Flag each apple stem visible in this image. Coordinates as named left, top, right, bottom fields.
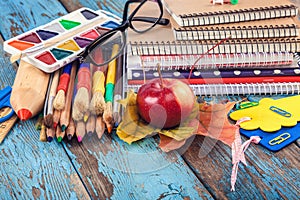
left=157, top=63, right=164, bottom=88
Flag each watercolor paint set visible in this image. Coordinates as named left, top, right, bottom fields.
left=4, top=7, right=121, bottom=73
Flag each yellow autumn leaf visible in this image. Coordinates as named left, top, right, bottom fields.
left=116, top=90, right=159, bottom=144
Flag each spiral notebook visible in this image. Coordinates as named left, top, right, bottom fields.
left=127, top=52, right=298, bottom=70
left=162, top=0, right=298, bottom=27
left=128, top=24, right=300, bottom=56
left=124, top=82, right=300, bottom=96
left=171, top=17, right=300, bottom=40
left=127, top=12, right=300, bottom=56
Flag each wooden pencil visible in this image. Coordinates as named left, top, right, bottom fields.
left=52, top=109, right=61, bottom=129
left=39, top=121, right=47, bottom=142
left=46, top=127, right=55, bottom=142
left=75, top=120, right=86, bottom=142
left=103, top=44, right=119, bottom=133
left=56, top=124, right=65, bottom=142
left=35, top=113, right=44, bottom=130
left=10, top=59, right=50, bottom=121
left=66, top=118, right=75, bottom=140
left=60, top=61, right=77, bottom=132
left=44, top=69, right=60, bottom=127
left=95, top=115, right=106, bottom=139
left=53, top=63, right=72, bottom=110
left=86, top=114, right=96, bottom=136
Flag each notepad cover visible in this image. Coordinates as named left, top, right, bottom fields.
left=240, top=125, right=300, bottom=151
left=229, top=95, right=300, bottom=132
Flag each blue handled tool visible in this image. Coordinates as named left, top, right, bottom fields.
left=0, top=86, right=15, bottom=123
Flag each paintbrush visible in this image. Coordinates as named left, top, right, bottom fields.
left=90, top=48, right=107, bottom=116
left=53, top=63, right=72, bottom=110
left=44, top=70, right=60, bottom=127
left=72, top=62, right=91, bottom=121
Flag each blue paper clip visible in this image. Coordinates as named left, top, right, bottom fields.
left=0, top=86, right=15, bottom=123
left=268, top=132, right=291, bottom=146
left=269, top=106, right=291, bottom=118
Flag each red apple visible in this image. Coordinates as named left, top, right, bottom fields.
left=136, top=78, right=195, bottom=129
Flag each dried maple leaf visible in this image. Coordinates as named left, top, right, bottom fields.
left=158, top=134, right=187, bottom=152
left=197, top=101, right=238, bottom=146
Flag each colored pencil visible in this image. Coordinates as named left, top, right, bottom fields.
left=103, top=44, right=119, bottom=133
left=46, top=127, right=55, bottom=142
left=52, top=109, right=61, bottom=129
left=66, top=118, right=75, bottom=140
left=95, top=115, right=106, bottom=139
left=44, top=69, right=60, bottom=127
left=60, top=61, right=77, bottom=132
left=53, top=63, right=72, bottom=110
left=39, top=121, right=47, bottom=142
left=86, top=114, right=96, bottom=136
left=72, top=62, right=91, bottom=121
left=112, top=56, right=123, bottom=127
left=10, top=59, right=50, bottom=121
left=56, top=124, right=65, bottom=142
left=90, top=48, right=107, bottom=116
left=35, top=113, right=44, bottom=130
left=76, top=120, right=86, bottom=142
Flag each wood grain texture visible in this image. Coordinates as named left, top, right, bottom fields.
left=59, top=0, right=126, bottom=17
left=64, top=133, right=212, bottom=199
left=1, top=0, right=300, bottom=199
left=0, top=1, right=89, bottom=199
left=59, top=1, right=212, bottom=199
left=182, top=136, right=300, bottom=199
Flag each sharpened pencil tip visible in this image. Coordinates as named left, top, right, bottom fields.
left=47, top=136, right=53, bottom=142
left=61, top=125, right=67, bottom=132
left=77, top=136, right=82, bottom=142
left=83, top=115, right=89, bottom=123
left=17, top=109, right=32, bottom=121
left=87, top=131, right=93, bottom=137
left=67, top=134, right=73, bottom=140
left=57, top=136, right=62, bottom=142
left=107, top=126, right=112, bottom=134
left=114, top=121, right=119, bottom=127
left=53, top=122, right=58, bottom=129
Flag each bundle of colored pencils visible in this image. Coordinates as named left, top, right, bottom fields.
left=37, top=45, right=123, bottom=143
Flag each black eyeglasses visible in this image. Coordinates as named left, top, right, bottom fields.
left=78, top=0, right=169, bottom=66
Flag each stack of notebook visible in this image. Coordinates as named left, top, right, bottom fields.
left=125, top=0, right=300, bottom=96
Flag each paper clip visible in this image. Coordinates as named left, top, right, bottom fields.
left=268, top=132, right=291, bottom=146
left=236, top=101, right=259, bottom=110
left=269, top=106, right=291, bottom=118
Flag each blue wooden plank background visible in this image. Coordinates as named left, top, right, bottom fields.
left=0, top=0, right=299, bottom=199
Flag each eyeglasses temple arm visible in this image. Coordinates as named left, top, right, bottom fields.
left=131, top=17, right=169, bottom=25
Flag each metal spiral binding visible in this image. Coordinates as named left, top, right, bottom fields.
left=174, top=24, right=298, bottom=40
left=129, top=38, right=300, bottom=55
left=180, top=5, right=298, bottom=27
left=125, top=82, right=300, bottom=96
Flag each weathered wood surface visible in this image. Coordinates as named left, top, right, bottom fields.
left=0, top=0, right=211, bottom=199
left=0, top=0, right=90, bottom=199
left=0, top=0, right=299, bottom=199
left=183, top=136, right=300, bottom=199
